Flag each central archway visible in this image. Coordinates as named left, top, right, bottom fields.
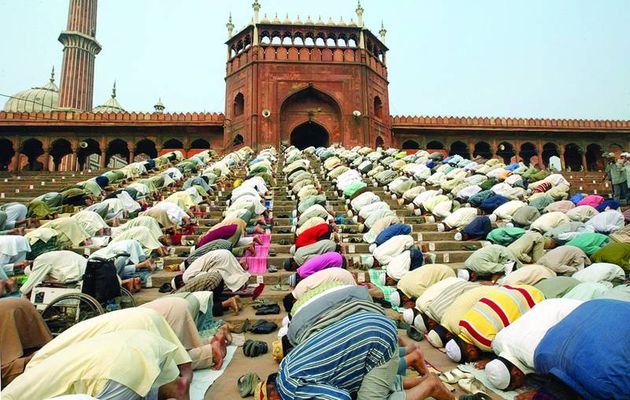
left=290, top=121, right=329, bottom=149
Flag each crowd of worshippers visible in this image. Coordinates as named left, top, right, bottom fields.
left=263, top=145, right=629, bottom=400
left=1, top=146, right=280, bottom=399
left=604, top=151, right=630, bottom=205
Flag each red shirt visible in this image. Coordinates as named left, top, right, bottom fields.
left=294, top=223, right=332, bottom=249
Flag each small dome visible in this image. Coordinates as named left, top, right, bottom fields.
left=294, top=15, right=303, bottom=25
left=261, top=13, right=270, bottom=24
left=326, top=17, right=336, bottom=26
left=348, top=18, right=358, bottom=27
left=283, top=13, right=291, bottom=24
left=93, top=82, right=125, bottom=113
left=338, top=17, right=347, bottom=27
left=304, top=15, right=314, bottom=25
left=272, top=13, right=281, bottom=24
left=3, top=68, right=58, bottom=113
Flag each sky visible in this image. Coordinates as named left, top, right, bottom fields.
left=1, top=0, right=629, bottom=119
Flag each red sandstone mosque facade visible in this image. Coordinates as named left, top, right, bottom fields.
left=1, top=0, right=629, bottom=172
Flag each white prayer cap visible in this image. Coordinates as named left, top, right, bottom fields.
left=457, top=269, right=471, bottom=281
left=454, top=232, right=463, bottom=241
left=445, top=339, right=462, bottom=362
left=414, top=314, right=427, bottom=333
left=282, top=315, right=290, bottom=327
left=407, top=204, right=415, bottom=211
left=369, top=243, right=377, bottom=253
left=505, top=222, right=514, bottom=228
left=488, top=214, right=497, bottom=223
left=292, top=210, right=297, bottom=218
left=486, top=359, right=511, bottom=390
left=179, top=262, right=186, bottom=272
left=362, top=255, right=374, bottom=268
left=403, top=308, right=414, bottom=325
left=347, top=210, right=353, bottom=217
left=353, top=215, right=359, bottom=223
left=291, top=225, right=296, bottom=233
left=278, top=326, right=289, bottom=338
left=427, top=330, right=444, bottom=348
left=346, top=199, right=351, bottom=205
left=414, top=208, right=423, bottom=216
left=391, top=194, right=397, bottom=200
left=390, top=290, right=401, bottom=307
left=379, top=272, right=387, bottom=285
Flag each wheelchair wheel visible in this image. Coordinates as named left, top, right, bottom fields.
left=118, top=287, right=136, bottom=309
left=41, top=293, right=104, bottom=336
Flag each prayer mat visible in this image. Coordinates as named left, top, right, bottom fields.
left=241, top=234, right=271, bottom=274
left=190, top=345, right=237, bottom=399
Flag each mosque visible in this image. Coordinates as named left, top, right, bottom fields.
left=1, top=0, right=629, bottom=172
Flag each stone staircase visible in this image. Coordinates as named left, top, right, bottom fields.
left=0, top=170, right=102, bottom=204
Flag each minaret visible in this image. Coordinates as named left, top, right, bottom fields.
left=57, top=0, right=102, bottom=111
left=379, top=21, right=387, bottom=43
left=356, top=0, right=364, bottom=27
left=252, top=0, right=261, bottom=24
left=226, top=13, right=235, bottom=38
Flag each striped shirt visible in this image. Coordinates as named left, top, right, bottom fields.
left=458, top=285, right=544, bottom=352
left=425, top=280, right=480, bottom=322
left=276, top=312, right=398, bottom=400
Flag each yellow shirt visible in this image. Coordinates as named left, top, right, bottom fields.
left=27, top=308, right=191, bottom=370
left=457, top=285, right=545, bottom=351
left=441, top=286, right=495, bottom=335
left=3, top=330, right=182, bottom=399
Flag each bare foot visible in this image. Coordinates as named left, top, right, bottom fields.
left=245, top=243, right=256, bottom=256
left=406, top=348, right=430, bottom=376
left=240, top=259, right=249, bottom=271
left=211, top=339, right=227, bottom=370
left=253, top=226, right=265, bottom=234
left=223, top=297, right=240, bottom=315
left=5, top=278, right=17, bottom=293
left=253, top=235, right=263, bottom=245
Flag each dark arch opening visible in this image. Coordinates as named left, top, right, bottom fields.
left=564, top=143, right=583, bottom=172
left=473, top=142, right=492, bottom=159
left=233, top=134, right=244, bottom=146
left=106, top=139, right=129, bottom=167
left=519, top=142, right=538, bottom=166
left=77, top=139, right=101, bottom=170
left=497, top=142, right=515, bottom=164
left=49, top=139, right=73, bottom=171
left=402, top=140, right=420, bottom=150
left=20, top=138, right=44, bottom=171
left=135, top=139, right=158, bottom=160
left=542, top=143, right=559, bottom=168
left=585, top=143, right=603, bottom=172
left=374, top=96, right=383, bottom=119
left=375, top=136, right=385, bottom=149
left=163, top=139, right=184, bottom=149
left=426, top=141, right=444, bottom=150
left=290, top=121, right=329, bottom=150
left=190, top=138, right=210, bottom=149
left=233, top=93, right=244, bottom=117
left=449, top=141, right=470, bottom=158
left=0, top=139, right=16, bottom=171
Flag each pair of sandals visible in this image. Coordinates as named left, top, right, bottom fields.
left=237, top=372, right=260, bottom=397
left=440, top=367, right=491, bottom=400
left=242, top=339, right=268, bottom=357
left=255, top=304, right=280, bottom=315
left=396, top=320, right=424, bottom=342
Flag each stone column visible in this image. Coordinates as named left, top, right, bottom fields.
left=537, top=142, right=544, bottom=168
left=128, top=149, right=135, bottom=164
left=42, top=151, right=51, bottom=172
left=581, top=152, right=588, bottom=172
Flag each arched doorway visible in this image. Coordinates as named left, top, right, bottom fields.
left=542, top=143, right=559, bottom=168
left=585, top=143, right=603, bottom=171
left=564, top=143, right=583, bottom=172
left=0, top=139, right=16, bottom=171
left=50, top=139, right=73, bottom=171
left=402, top=140, right=419, bottom=150
left=77, top=139, right=101, bottom=170
left=20, top=138, right=44, bottom=171
left=135, top=139, right=158, bottom=160
left=375, top=136, right=385, bottom=149
left=449, top=141, right=470, bottom=158
left=473, top=142, right=492, bottom=159
left=426, top=141, right=444, bottom=150
left=280, top=86, right=341, bottom=147
left=497, top=142, right=515, bottom=164
left=519, top=142, right=538, bottom=166
left=290, top=121, right=329, bottom=150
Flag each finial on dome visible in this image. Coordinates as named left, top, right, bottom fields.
left=111, top=81, right=117, bottom=99
left=50, top=66, right=55, bottom=83
left=154, top=98, right=165, bottom=113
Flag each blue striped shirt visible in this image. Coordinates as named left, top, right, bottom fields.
left=276, top=311, right=398, bottom=400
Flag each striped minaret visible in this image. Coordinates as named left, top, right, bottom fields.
left=57, top=0, right=102, bottom=111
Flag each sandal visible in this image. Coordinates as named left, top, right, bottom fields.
left=255, top=304, right=280, bottom=315
left=458, top=393, right=492, bottom=400
left=439, top=368, right=474, bottom=384
left=158, top=283, right=172, bottom=293
left=243, top=340, right=269, bottom=357
left=458, top=378, right=489, bottom=395
left=237, top=372, right=260, bottom=397
left=268, top=265, right=279, bottom=272
left=252, top=299, right=274, bottom=309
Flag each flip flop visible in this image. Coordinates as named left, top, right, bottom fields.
left=406, top=326, right=424, bottom=342
left=268, top=265, right=279, bottom=272
left=237, top=372, right=260, bottom=397
left=255, top=304, right=280, bottom=315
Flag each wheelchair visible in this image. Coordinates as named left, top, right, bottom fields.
left=30, top=255, right=136, bottom=336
